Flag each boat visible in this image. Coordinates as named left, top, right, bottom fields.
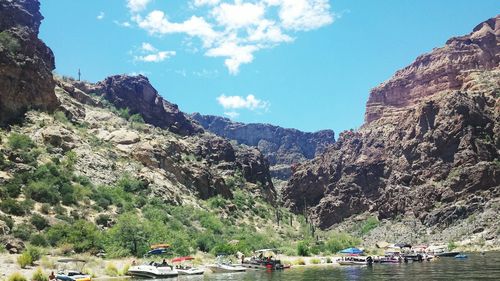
left=375, top=255, right=402, bottom=264
left=435, top=251, right=460, bottom=257
left=240, top=249, right=286, bottom=270
left=338, top=256, right=373, bottom=266
left=127, top=263, right=179, bottom=278
left=127, top=245, right=179, bottom=278
left=454, top=254, right=468, bottom=259
left=171, top=256, right=205, bottom=275
left=55, top=259, right=91, bottom=281
left=207, top=256, right=246, bottom=273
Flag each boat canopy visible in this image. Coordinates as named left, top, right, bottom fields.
left=171, top=256, right=194, bottom=263
left=339, top=248, right=364, bottom=255
left=146, top=248, right=169, bottom=256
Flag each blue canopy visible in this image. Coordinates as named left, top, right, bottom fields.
left=147, top=248, right=168, bottom=256
left=339, top=247, right=363, bottom=254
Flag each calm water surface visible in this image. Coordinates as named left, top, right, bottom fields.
left=132, top=253, right=500, bottom=281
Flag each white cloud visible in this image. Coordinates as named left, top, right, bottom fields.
left=193, top=0, right=220, bottom=7
left=141, top=42, right=157, bottom=52
left=114, top=20, right=132, bottom=27
left=212, top=2, right=265, bottom=29
left=133, top=42, right=175, bottom=63
left=127, top=0, right=152, bottom=13
left=97, top=12, right=105, bottom=20
left=217, top=94, right=270, bottom=111
left=224, top=111, right=240, bottom=119
left=128, top=0, right=334, bottom=74
left=278, top=0, right=334, bottom=31
left=206, top=42, right=259, bottom=75
left=135, top=51, right=176, bottom=62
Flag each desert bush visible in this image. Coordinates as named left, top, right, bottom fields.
left=0, top=31, right=21, bottom=53
left=0, top=214, right=14, bottom=229
left=295, top=258, right=306, bottom=265
left=0, top=199, right=29, bottom=216
left=297, top=240, right=310, bottom=256
left=17, top=252, right=32, bottom=268
left=12, top=223, right=35, bottom=240
left=105, top=263, right=119, bottom=277
left=40, top=204, right=51, bottom=214
left=30, top=234, right=48, bottom=247
left=310, top=258, right=321, bottom=264
left=7, top=272, right=26, bottom=281
left=359, top=216, right=379, bottom=235
left=31, top=214, right=49, bottom=231
left=7, top=133, right=34, bottom=150
left=31, top=268, right=48, bottom=281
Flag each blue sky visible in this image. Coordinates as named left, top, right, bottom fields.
left=39, top=0, right=499, bottom=134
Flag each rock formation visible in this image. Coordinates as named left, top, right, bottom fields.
left=366, top=16, right=500, bottom=123
left=0, top=0, right=59, bottom=126
left=96, top=75, right=202, bottom=136
left=284, top=15, right=500, bottom=230
left=192, top=114, right=335, bottom=179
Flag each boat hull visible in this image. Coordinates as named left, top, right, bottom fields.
left=127, top=265, right=178, bottom=279
left=435, top=251, right=460, bottom=257
left=207, top=265, right=246, bottom=273
left=176, top=268, right=205, bottom=275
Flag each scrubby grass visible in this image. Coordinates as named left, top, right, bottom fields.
left=7, top=273, right=26, bottom=281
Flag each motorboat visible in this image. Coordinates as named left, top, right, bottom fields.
left=240, top=249, right=286, bottom=270
left=55, top=259, right=91, bottom=281
left=171, top=256, right=205, bottom=275
left=127, top=244, right=179, bottom=278
left=375, top=255, right=402, bottom=264
left=454, top=254, right=468, bottom=259
left=207, top=256, right=246, bottom=273
left=56, top=270, right=91, bottom=281
left=127, top=263, right=178, bottom=278
left=435, top=251, right=461, bottom=257
left=338, top=256, right=373, bottom=266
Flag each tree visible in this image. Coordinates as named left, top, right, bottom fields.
left=106, top=213, right=147, bottom=256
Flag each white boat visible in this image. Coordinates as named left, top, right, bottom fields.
left=127, top=264, right=179, bottom=278
left=55, top=259, right=91, bottom=281
left=56, top=270, right=91, bottom=281
left=338, top=256, right=373, bottom=266
left=176, top=267, right=205, bottom=275
left=207, top=263, right=247, bottom=273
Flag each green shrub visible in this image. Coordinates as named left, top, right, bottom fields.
left=310, top=258, right=321, bottom=264
left=297, top=241, right=310, bottom=256
left=0, top=214, right=14, bottom=229
left=40, top=204, right=51, bottom=215
left=105, top=263, right=119, bottom=277
left=359, top=216, right=379, bottom=235
left=95, top=214, right=111, bottom=227
left=53, top=111, right=70, bottom=124
left=116, top=108, right=130, bottom=119
left=12, top=223, right=35, bottom=240
left=448, top=241, right=457, bottom=251
left=7, top=133, right=34, bottom=150
left=325, top=232, right=361, bottom=254
left=25, top=181, right=61, bottom=204
left=0, top=31, right=21, bottom=53
left=30, top=234, right=48, bottom=247
left=31, top=268, right=48, bottom=281
left=7, top=272, right=27, bottom=281
left=17, top=252, right=32, bottom=268
left=26, top=246, right=42, bottom=262
left=0, top=199, right=28, bottom=215
left=31, top=214, right=49, bottom=231
left=129, top=114, right=144, bottom=124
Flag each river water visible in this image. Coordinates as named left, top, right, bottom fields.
left=132, top=253, right=500, bottom=281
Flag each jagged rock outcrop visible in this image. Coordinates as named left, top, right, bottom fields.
left=366, top=15, right=500, bottom=123
left=192, top=113, right=335, bottom=179
left=284, top=15, right=500, bottom=230
left=0, top=0, right=59, bottom=126
left=96, top=75, right=202, bottom=136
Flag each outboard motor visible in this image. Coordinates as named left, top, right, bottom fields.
left=417, top=254, right=423, bottom=262
left=366, top=256, right=373, bottom=265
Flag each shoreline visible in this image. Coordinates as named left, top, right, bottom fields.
left=2, top=249, right=500, bottom=280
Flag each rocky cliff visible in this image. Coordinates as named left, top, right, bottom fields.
left=0, top=0, right=59, bottom=126
left=192, top=114, right=335, bottom=179
left=283, top=15, right=500, bottom=244
left=96, top=75, right=202, bottom=136
left=366, top=16, right=500, bottom=123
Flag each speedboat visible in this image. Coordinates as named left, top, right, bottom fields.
left=171, top=256, right=205, bottom=275
left=127, top=263, right=179, bottom=278
left=207, top=256, right=246, bottom=273
left=375, top=255, right=402, bottom=264
left=338, top=256, right=373, bottom=266
left=55, top=259, right=91, bottom=281
left=207, top=263, right=247, bottom=273
left=56, top=270, right=91, bottom=281
left=240, top=249, right=286, bottom=270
